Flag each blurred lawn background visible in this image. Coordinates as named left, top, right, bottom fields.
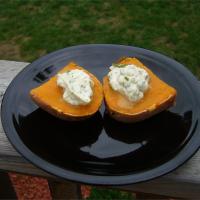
left=0, top=0, right=200, bottom=199
left=0, top=0, right=200, bottom=76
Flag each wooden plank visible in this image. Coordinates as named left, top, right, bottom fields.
left=116, top=178, right=200, bottom=199
left=1, top=60, right=200, bottom=198
left=0, top=60, right=28, bottom=157
left=48, top=180, right=81, bottom=200
left=0, top=172, right=17, bottom=199
left=0, top=155, right=53, bottom=178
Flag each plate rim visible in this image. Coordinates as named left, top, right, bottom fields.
left=1, top=44, right=200, bottom=185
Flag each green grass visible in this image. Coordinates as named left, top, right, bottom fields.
left=87, top=187, right=135, bottom=200
left=0, top=0, right=200, bottom=76
left=0, top=0, right=199, bottom=199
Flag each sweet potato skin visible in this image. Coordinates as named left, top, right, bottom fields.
left=30, top=93, right=94, bottom=121
left=104, top=89, right=176, bottom=123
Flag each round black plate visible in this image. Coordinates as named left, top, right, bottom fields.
left=1, top=44, right=200, bottom=185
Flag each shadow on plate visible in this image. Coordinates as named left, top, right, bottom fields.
left=104, top=110, right=192, bottom=145
left=14, top=109, right=103, bottom=168
left=13, top=108, right=193, bottom=174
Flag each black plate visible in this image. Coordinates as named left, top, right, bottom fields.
left=1, top=44, right=200, bottom=185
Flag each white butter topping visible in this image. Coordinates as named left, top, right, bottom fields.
left=108, top=64, right=150, bottom=102
left=57, top=69, right=93, bottom=105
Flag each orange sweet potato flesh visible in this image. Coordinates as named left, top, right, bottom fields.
left=30, top=62, right=103, bottom=120
left=103, top=57, right=177, bottom=123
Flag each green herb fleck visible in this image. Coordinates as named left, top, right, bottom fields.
left=112, top=63, right=128, bottom=68
left=125, top=76, right=129, bottom=81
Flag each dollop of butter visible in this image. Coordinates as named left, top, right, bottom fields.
left=108, top=64, right=150, bottom=102
left=57, top=69, right=93, bottom=105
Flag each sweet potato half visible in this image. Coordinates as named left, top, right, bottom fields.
left=103, top=57, right=177, bottom=123
left=30, top=62, right=103, bottom=120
